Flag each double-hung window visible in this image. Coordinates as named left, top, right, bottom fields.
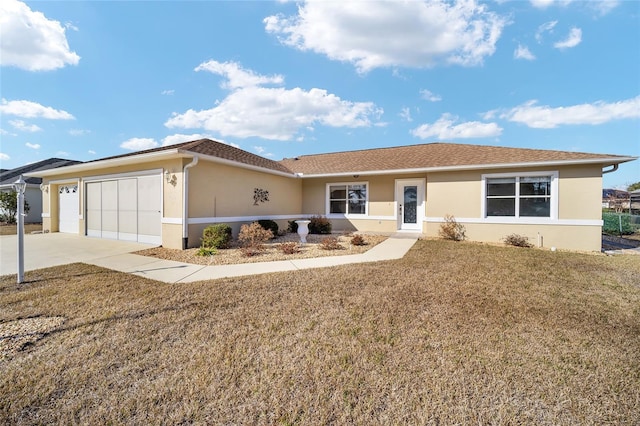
left=484, top=173, right=556, bottom=219
left=328, top=183, right=367, bottom=215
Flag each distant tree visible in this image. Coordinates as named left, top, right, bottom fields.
left=627, top=181, right=640, bottom=192
left=0, top=190, right=30, bottom=224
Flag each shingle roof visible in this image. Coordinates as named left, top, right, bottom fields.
left=0, top=158, right=82, bottom=185
left=86, top=139, right=293, bottom=175
left=278, top=142, right=634, bottom=175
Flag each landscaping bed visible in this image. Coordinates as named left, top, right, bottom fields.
left=135, top=232, right=387, bottom=265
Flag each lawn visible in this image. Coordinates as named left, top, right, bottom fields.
left=0, top=223, right=42, bottom=236
left=1, top=240, right=639, bottom=425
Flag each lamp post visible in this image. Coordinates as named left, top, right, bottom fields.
left=14, top=175, right=26, bottom=284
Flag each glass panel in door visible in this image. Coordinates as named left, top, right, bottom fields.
left=404, top=186, right=417, bottom=224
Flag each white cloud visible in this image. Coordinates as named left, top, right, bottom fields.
left=0, top=0, right=80, bottom=71
left=55, top=151, right=69, bottom=157
left=0, top=152, right=10, bottom=161
left=120, top=137, right=158, bottom=151
left=420, top=89, right=442, bottom=102
left=25, top=142, right=40, bottom=149
left=161, top=89, right=175, bottom=95
left=0, top=99, right=74, bottom=119
left=162, top=133, right=213, bottom=146
left=69, top=129, right=90, bottom=136
left=399, top=107, right=412, bottom=122
left=589, top=0, right=619, bottom=16
left=195, top=60, right=284, bottom=89
left=9, top=119, right=41, bottom=132
left=88, top=150, right=96, bottom=155
left=166, top=61, right=382, bottom=141
left=500, top=96, right=640, bottom=128
left=411, top=114, right=503, bottom=140
left=530, top=0, right=574, bottom=8
left=264, top=0, right=507, bottom=73
left=254, top=146, right=266, bottom=154
left=514, top=44, right=536, bottom=60
left=535, top=20, right=558, bottom=43
left=554, top=27, right=582, bottom=49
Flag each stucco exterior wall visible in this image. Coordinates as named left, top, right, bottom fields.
left=185, top=161, right=302, bottom=247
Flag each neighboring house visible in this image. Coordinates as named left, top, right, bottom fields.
left=0, top=158, right=82, bottom=223
left=631, top=190, right=640, bottom=215
left=26, top=139, right=636, bottom=251
left=602, top=189, right=630, bottom=211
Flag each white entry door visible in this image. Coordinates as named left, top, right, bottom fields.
left=85, top=175, right=161, bottom=244
left=396, top=179, right=425, bottom=231
left=58, top=184, right=79, bottom=233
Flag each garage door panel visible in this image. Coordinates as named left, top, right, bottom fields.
left=137, top=176, right=161, bottom=243
left=101, top=181, right=118, bottom=239
left=118, top=179, right=137, bottom=240
left=85, top=175, right=161, bottom=245
left=86, top=182, right=101, bottom=237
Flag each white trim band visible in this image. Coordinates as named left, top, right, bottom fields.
left=424, top=217, right=603, bottom=226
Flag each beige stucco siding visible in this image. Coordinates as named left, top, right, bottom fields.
left=426, top=171, right=482, bottom=218
left=185, top=161, right=301, bottom=247
left=188, top=161, right=301, bottom=218
left=557, top=165, right=602, bottom=220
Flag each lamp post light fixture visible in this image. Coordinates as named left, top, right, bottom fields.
left=14, top=175, right=27, bottom=284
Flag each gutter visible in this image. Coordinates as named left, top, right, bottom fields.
left=602, top=164, right=619, bottom=174
left=182, top=156, right=199, bottom=249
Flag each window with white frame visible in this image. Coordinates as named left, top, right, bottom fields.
left=328, top=183, right=367, bottom=215
left=485, top=174, right=555, bottom=218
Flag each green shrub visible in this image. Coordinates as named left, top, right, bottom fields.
left=201, top=224, right=232, bottom=249
left=309, top=215, right=332, bottom=234
left=238, top=222, right=273, bottom=256
left=438, top=214, right=466, bottom=241
left=196, top=246, right=217, bottom=256
left=287, top=220, right=299, bottom=233
left=350, top=234, right=366, bottom=246
left=257, top=219, right=278, bottom=238
left=320, top=236, right=342, bottom=250
left=502, top=233, right=533, bottom=248
left=603, top=213, right=634, bottom=235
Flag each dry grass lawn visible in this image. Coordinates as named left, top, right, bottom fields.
left=0, top=223, right=42, bottom=236
left=1, top=240, right=639, bottom=425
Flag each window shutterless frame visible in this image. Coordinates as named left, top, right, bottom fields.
left=481, top=171, right=558, bottom=221
left=326, top=182, right=368, bottom=216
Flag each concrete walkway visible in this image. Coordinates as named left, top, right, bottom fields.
left=87, top=234, right=419, bottom=283
left=1, top=232, right=419, bottom=284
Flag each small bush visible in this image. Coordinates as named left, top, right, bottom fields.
left=278, top=242, right=300, bottom=254
left=196, top=246, right=217, bottom=256
left=309, top=215, right=332, bottom=234
left=238, top=222, right=273, bottom=256
left=350, top=234, right=366, bottom=246
left=320, top=236, right=342, bottom=250
left=287, top=220, right=299, bottom=233
left=201, top=224, right=232, bottom=249
left=257, top=220, right=279, bottom=238
left=438, top=214, right=466, bottom=241
left=503, top=234, right=533, bottom=248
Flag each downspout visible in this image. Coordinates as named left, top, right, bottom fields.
left=602, top=164, right=618, bottom=174
left=182, top=156, right=199, bottom=249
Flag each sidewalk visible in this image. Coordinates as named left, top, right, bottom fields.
left=87, top=234, right=419, bottom=284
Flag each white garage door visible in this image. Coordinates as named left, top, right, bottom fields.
left=58, top=184, right=79, bottom=233
left=86, top=175, right=161, bottom=244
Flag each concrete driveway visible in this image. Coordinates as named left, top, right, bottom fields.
left=0, top=233, right=156, bottom=276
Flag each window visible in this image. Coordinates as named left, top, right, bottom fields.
left=328, top=183, right=367, bottom=215
left=485, top=174, right=554, bottom=218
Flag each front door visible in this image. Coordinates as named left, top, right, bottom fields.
left=396, top=179, right=425, bottom=231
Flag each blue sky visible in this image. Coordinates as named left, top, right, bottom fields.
left=1, top=0, right=638, bottom=189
